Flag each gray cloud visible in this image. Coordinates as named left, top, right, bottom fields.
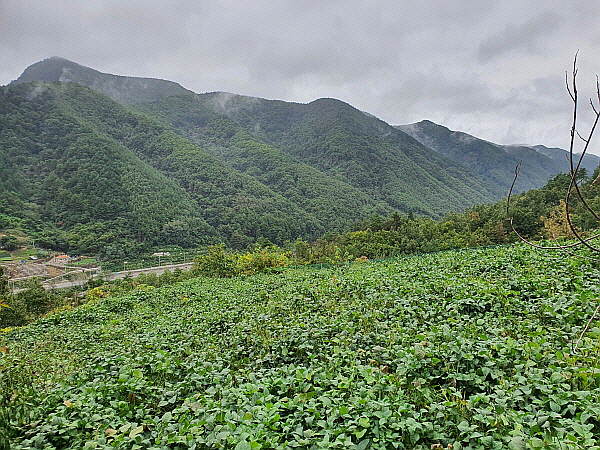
left=478, top=11, right=562, bottom=62
left=2, top=0, right=600, bottom=153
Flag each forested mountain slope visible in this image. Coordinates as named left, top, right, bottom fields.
left=531, top=144, right=600, bottom=171
left=4, top=57, right=591, bottom=258
left=9, top=57, right=505, bottom=221
left=11, top=56, right=192, bottom=105
left=191, top=93, right=503, bottom=217
left=0, top=82, right=324, bottom=255
left=398, top=120, right=600, bottom=193
left=135, top=95, right=394, bottom=232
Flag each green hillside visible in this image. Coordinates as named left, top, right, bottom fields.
left=0, top=82, right=324, bottom=254
left=11, top=58, right=510, bottom=218
left=2, top=244, right=600, bottom=448
left=199, top=93, right=502, bottom=217
left=135, top=95, right=394, bottom=232
left=4, top=57, right=592, bottom=259
left=398, top=120, right=600, bottom=193
left=0, top=82, right=213, bottom=256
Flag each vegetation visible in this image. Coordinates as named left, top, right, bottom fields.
left=193, top=243, right=290, bottom=278
left=136, top=95, right=392, bottom=233
left=266, top=169, right=598, bottom=262
left=2, top=244, right=600, bottom=448
left=6, top=54, right=600, bottom=450
left=397, top=120, right=600, bottom=194
left=0, top=82, right=323, bottom=257
left=0, top=275, right=71, bottom=328
left=192, top=94, right=502, bottom=217
left=0, top=82, right=213, bottom=257
left=3, top=66, right=595, bottom=261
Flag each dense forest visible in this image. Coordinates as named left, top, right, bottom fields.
left=2, top=57, right=599, bottom=264
left=189, top=93, right=503, bottom=215
left=0, top=80, right=501, bottom=260
left=398, top=120, right=600, bottom=193
left=0, top=82, right=323, bottom=257
left=187, top=167, right=600, bottom=269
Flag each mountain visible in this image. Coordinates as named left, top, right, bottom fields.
left=135, top=95, right=394, bottom=231
left=217, top=94, right=501, bottom=213
left=0, top=81, right=324, bottom=255
left=137, top=93, right=502, bottom=218
left=11, top=57, right=506, bottom=219
left=530, top=144, right=600, bottom=173
left=11, top=56, right=192, bottom=105
left=398, top=120, right=600, bottom=193
left=3, top=57, right=587, bottom=258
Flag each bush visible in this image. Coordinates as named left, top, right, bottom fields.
left=193, top=244, right=291, bottom=277
left=237, top=246, right=290, bottom=275
left=193, top=244, right=239, bottom=278
left=0, top=235, right=18, bottom=252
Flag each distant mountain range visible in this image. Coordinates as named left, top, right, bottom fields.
left=397, top=120, right=599, bottom=193
left=1, top=57, right=596, bottom=255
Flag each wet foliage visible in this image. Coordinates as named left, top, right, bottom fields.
left=2, top=244, right=600, bottom=449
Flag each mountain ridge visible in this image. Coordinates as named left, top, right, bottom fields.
left=397, top=120, right=600, bottom=193
left=2, top=57, right=593, bottom=258
left=11, top=56, right=193, bottom=105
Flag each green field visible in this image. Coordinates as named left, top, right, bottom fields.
left=2, top=244, right=600, bottom=449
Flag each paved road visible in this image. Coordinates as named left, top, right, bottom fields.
left=104, top=263, right=195, bottom=280
left=39, top=263, right=195, bottom=291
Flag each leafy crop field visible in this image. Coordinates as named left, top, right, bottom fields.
left=2, top=245, right=600, bottom=449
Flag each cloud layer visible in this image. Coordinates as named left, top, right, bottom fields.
left=2, top=0, right=600, bottom=152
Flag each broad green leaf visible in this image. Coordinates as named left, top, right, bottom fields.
left=358, top=417, right=370, bottom=428
left=129, top=425, right=144, bottom=439
left=235, top=440, right=252, bottom=450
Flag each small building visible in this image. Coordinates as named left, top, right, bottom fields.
left=52, top=254, right=71, bottom=265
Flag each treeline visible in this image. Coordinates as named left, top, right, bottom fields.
left=1, top=168, right=596, bottom=328
left=294, top=169, right=599, bottom=262
left=194, top=168, right=599, bottom=270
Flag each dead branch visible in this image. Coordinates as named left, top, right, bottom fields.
left=507, top=55, right=600, bottom=259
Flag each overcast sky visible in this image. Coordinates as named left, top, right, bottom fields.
left=2, top=0, right=600, bottom=153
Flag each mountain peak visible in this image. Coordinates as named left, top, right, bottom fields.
left=11, top=56, right=88, bottom=84
left=12, top=57, right=193, bottom=105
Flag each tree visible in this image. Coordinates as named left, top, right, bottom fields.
left=193, top=244, right=238, bottom=278
left=507, top=54, right=600, bottom=258
left=0, top=266, right=9, bottom=308
left=0, top=235, right=18, bottom=251
left=541, top=199, right=581, bottom=239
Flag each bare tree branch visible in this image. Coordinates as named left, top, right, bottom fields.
left=507, top=54, right=600, bottom=257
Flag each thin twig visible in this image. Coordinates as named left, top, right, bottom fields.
left=573, top=303, right=600, bottom=353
